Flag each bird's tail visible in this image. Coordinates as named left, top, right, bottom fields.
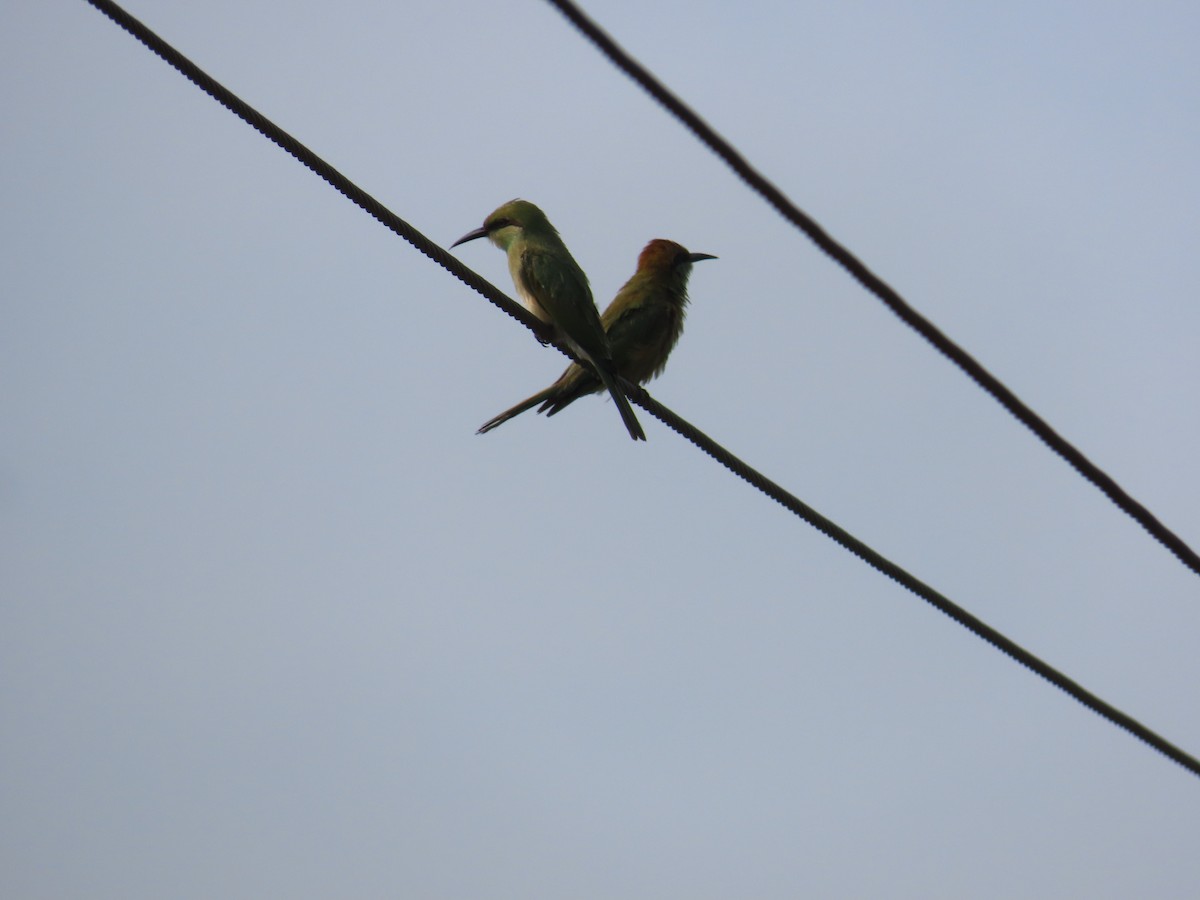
left=477, top=386, right=559, bottom=435
left=593, top=359, right=646, bottom=441
left=539, top=375, right=598, bottom=418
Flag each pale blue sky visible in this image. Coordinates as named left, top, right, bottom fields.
left=4, top=1, right=1199, bottom=897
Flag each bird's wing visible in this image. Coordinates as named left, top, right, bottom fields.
left=604, top=301, right=667, bottom=349
left=518, top=248, right=645, bottom=439
left=518, top=248, right=608, bottom=358
left=604, top=301, right=680, bottom=382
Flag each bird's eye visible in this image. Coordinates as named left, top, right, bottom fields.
left=491, top=217, right=516, bottom=230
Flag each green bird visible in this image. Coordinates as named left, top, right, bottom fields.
left=476, top=239, right=715, bottom=435
left=452, top=199, right=646, bottom=441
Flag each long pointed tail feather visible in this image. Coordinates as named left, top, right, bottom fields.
left=594, top=361, right=646, bottom=441
left=477, top=387, right=557, bottom=435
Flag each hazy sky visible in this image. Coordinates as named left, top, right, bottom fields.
left=4, top=1, right=1199, bottom=897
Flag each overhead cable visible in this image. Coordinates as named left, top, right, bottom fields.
left=82, top=0, right=1200, bottom=779
left=540, top=0, right=1200, bottom=580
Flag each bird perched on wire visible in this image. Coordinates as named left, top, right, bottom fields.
left=477, top=239, right=715, bottom=435
left=452, top=199, right=646, bottom=441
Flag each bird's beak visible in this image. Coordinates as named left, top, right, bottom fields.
left=687, top=252, right=717, bottom=264
left=450, top=225, right=490, bottom=249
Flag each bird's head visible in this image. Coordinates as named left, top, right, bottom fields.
left=637, top=239, right=717, bottom=275
left=451, top=199, right=558, bottom=252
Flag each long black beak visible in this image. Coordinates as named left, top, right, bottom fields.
left=687, top=252, right=717, bottom=264
left=450, top=225, right=490, bottom=249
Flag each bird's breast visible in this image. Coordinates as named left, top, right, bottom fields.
left=516, top=285, right=552, bottom=324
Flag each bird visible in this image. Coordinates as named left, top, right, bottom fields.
left=477, top=239, right=715, bottom=435
left=452, top=199, right=646, bottom=441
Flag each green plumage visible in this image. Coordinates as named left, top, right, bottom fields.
left=454, top=199, right=646, bottom=441
left=477, top=238, right=714, bottom=435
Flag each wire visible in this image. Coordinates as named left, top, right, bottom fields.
left=82, top=0, right=1200, bottom=779
left=635, top=388, right=1200, bottom=776
left=539, top=0, right=1200, bottom=582
left=82, top=0, right=553, bottom=344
